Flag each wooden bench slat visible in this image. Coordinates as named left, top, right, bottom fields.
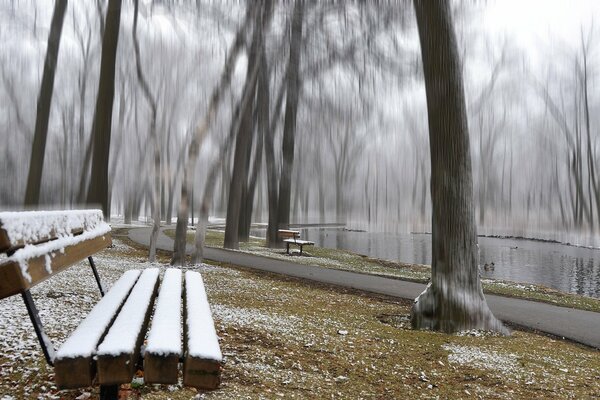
left=54, top=270, right=142, bottom=389
left=0, top=210, right=104, bottom=253
left=144, top=269, right=182, bottom=384
left=96, top=268, right=160, bottom=385
left=0, top=234, right=112, bottom=300
left=183, top=271, right=222, bottom=390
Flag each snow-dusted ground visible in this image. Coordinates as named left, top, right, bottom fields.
left=0, top=238, right=598, bottom=399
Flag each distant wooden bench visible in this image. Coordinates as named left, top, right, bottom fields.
left=278, top=229, right=314, bottom=255
left=0, top=210, right=222, bottom=399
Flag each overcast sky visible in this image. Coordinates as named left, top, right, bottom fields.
left=483, top=0, right=599, bottom=54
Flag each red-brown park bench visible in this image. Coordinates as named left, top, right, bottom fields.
left=278, top=229, right=314, bottom=255
left=0, top=210, right=222, bottom=399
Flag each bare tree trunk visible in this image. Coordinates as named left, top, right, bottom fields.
left=24, top=0, right=68, bottom=206
left=86, top=0, right=122, bottom=219
left=411, top=0, right=507, bottom=334
left=264, top=73, right=286, bottom=247
left=171, top=5, right=254, bottom=265
left=133, top=0, right=160, bottom=261
left=275, top=0, right=304, bottom=238
left=224, top=0, right=273, bottom=249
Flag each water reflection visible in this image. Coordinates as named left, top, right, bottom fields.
left=250, top=227, right=600, bottom=298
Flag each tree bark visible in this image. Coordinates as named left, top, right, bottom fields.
left=24, top=0, right=68, bottom=206
left=171, top=4, right=254, bottom=265
left=264, top=74, right=287, bottom=247
left=133, top=0, right=160, bottom=261
left=411, top=0, right=507, bottom=334
left=86, top=0, right=122, bottom=218
left=275, top=0, right=304, bottom=239
left=224, top=0, right=273, bottom=249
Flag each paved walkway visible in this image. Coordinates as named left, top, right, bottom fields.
left=128, top=227, right=600, bottom=349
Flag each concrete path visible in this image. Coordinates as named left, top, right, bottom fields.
left=128, top=227, right=600, bottom=349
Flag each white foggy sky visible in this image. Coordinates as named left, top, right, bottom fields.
left=483, top=0, right=599, bottom=51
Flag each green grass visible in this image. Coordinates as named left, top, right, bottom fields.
left=164, top=228, right=600, bottom=313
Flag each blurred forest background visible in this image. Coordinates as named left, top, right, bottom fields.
left=2, top=0, right=600, bottom=246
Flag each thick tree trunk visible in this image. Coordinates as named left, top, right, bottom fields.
left=86, top=0, right=122, bottom=218
left=275, top=0, right=304, bottom=238
left=224, top=0, right=272, bottom=249
left=24, top=0, right=68, bottom=206
left=411, top=0, right=507, bottom=334
left=264, top=75, right=286, bottom=247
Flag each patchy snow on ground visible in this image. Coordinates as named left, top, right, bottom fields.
left=212, top=304, right=301, bottom=338
left=442, top=344, right=522, bottom=377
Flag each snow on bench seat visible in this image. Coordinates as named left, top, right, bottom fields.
left=96, top=268, right=160, bottom=385
left=183, top=271, right=222, bottom=389
left=54, top=269, right=141, bottom=389
left=0, top=222, right=111, bottom=300
left=144, top=268, right=182, bottom=384
left=282, top=239, right=314, bottom=245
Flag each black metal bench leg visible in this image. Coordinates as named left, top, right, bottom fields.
left=286, top=242, right=290, bottom=255
left=21, top=290, right=55, bottom=366
left=100, top=385, right=119, bottom=400
left=88, top=256, right=105, bottom=296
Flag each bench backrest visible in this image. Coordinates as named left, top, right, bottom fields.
left=278, top=229, right=300, bottom=239
left=0, top=210, right=111, bottom=300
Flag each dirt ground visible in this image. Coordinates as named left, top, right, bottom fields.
left=0, top=239, right=598, bottom=399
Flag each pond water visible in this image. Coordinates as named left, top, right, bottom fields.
left=252, top=227, right=600, bottom=298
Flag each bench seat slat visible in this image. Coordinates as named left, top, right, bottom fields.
left=96, top=268, right=160, bottom=385
left=0, top=234, right=112, bottom=300
left=183, top=271, right=222, bottom=390
left=282, top=239, right=314, bottom=245
left=54, top=269, right=141, bottom=389
left=144, top=269, right=182, bottom=384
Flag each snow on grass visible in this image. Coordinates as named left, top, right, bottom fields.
left=211, top=304, right=301, bottom=337
left=442, top=344, right=522, bottom=377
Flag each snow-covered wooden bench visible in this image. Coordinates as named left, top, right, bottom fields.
left=0, top=210, right=112, bottom=365
left=278, top=229, right=314, bottom=255
left=55, top=268, right=222, bottom=398
left=0, top=210, right=222, bottom=399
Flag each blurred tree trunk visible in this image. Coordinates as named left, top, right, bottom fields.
left=171, top=5, right=254, bottom=265
left=241, top=49, right=271, bottom=242
left=275, top=0, right=304, bottom=238
left=264, top=75, right=287, bottom=247
left=24, top=0, right=68, bottom=206
left=224, top=0, right=273, bottom=249
left=411, top=0, right=507, bottom=334
left=86, top=0, right=122, bottom=219
left=133, top=0, right=160, bottom=261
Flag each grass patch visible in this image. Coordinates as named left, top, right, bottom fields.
left=1, top=239, right=598, bottom=399
left=163, top=229, right=600, bottom=313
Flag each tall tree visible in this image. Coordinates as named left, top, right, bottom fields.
left=223, top=0, right=273, bottom=249
left=410, top=0, right=507, bottom=333
left=132, top=0, right=160, bottom=261
left=86, top=0, right=123, bottom=218
left=24, top=0, right=68, bottom=206
left=171, top=5, right=255, bottom=265
left=275, top=0, right=304, bottom=239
